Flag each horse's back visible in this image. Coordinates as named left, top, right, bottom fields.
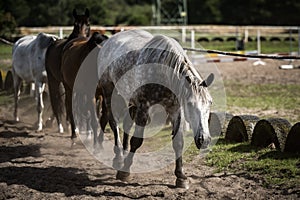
left=61, top=37, right=89, bottom=89
left=45, top=39, right=68, bottom=81
left=61, top=33, right=106, bottom=90
left=97, top=30, right=153, bottom=79
left=13, top=33, right=56, bottom=82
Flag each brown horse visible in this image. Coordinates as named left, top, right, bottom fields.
left=61, top=32, right=108, bottom=147
left=45, top=8, right=90, bottom=137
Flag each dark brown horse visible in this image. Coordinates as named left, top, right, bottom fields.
left=45, top=8, right=90, bottom=137
left=61, top=32, right=108, bottom=148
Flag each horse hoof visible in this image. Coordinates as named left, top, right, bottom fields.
left=58, top=124, right=64, bottom=133
left=71, top=138, right=77, bottom=147
left=37, top=125, right=43, bottom=132
left=45, top=118, right=53, bottom=128
left=175, top=178, right=189, bottom=189
left=116, top=171, right=130, bottom=182
left=113, top=157, right=124, bottom=170
left=93, top=143, right=103, bottom=154
left=93, top=148, right=101, bottom=155
left=35, top=129, right=43, bottom=133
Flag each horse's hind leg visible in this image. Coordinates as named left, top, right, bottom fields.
left=97, top=98, right=108, bottom=150
left=65, top=88, right=77, bottom=140
left=86, top=97, right=101, bottom=152
left=122, top=105, right=136, bottom=153
left=12, top=72, right=22, bottom=122
left=36, top=81, right=45, bottom=132
left=47, top=73, right=64, bottom=133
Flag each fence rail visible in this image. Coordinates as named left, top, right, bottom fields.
left=11, top=25, right=300, bottom=55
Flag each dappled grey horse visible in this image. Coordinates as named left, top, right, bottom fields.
left=12, top=32, right=58, bottom=131
left=97, top=29, right=213, bottom=189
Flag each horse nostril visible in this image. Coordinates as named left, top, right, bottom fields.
left=202, top=136, right=211, bottom=149
left=195, top=135, right=210, bottom=149
left=194, top=136, right=204, bottom=149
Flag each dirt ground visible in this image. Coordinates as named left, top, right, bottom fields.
left=0, top=59, right=299, bottom=199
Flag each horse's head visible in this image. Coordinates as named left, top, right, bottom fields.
left=183, top=73, right=214, bottom=149
left=71, top=8, right=90, bottom=38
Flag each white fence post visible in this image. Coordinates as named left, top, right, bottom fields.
left=59, top=27, right=63, bottom=39
left=191, top=30, right=195, bottom=50
left=182, top=27, right=186, bottom=43
left=257, top=29, right=261, bottom=54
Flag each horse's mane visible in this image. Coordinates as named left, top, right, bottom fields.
left=137, top=34, right=211, bottom=102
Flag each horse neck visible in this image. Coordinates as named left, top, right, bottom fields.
left=67, top=27, right=89, bottom=41
left=68, top=31, right=82, bottom=41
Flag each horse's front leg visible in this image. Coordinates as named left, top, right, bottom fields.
left=108, top=111, right=123, bottom=170
left=36, top=81, right=45, bottom=132
left=97, top=97, right=108, bottom=150
left=116, top=106, right=147, bottom=181
left=172, top=112, right=189, bottom=189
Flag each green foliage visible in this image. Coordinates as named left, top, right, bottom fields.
left=188, top=0, right=300, bottom=25
left=0, top=0, right=152, bottom=27
left=1, top=0, right=300, bottom=28
left=0, top=11, right=17, bottom=39
left=116, top=4, right=152, bottom=25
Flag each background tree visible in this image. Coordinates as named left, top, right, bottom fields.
left=1, top=0, right=300, bottom=36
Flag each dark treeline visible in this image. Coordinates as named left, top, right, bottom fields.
left=1, top=0, right=300, bottom=38
left=189, top=0, right=300, bottom=26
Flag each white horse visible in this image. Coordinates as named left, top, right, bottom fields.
left=12, top=32, right=58, bottom=131
left=97, top=29, right=214, bottom=188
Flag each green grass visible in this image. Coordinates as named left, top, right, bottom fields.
left=203, top=138, right=300, bottom=189
left=184, top=137, right=300, bottom=189
left=195, top=40, right=299, bottom=54
left=225, top=82, right=300, bottom=123
left=0, top=91, right=13, bottom=106
left=0, top=44, right=12, bottom=60
left=0, top=44, right=12, bottom=71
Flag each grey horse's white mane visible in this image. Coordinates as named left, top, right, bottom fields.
left=137, top=34, right=212, bottom=103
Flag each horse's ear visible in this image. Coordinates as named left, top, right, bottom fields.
left=73, top=9, right=77, bottom=18
left=85, top=8, right=90, bottom=17
left=200, top=73, right=214, bottom=87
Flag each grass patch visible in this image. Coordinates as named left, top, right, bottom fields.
left=0, top=91, right=13, bottom=106
left=203, top=137, right=300, bottom=189
left=0, top=44, right=12, bottom=59
left=190, top=40, right=299, bottom=54
left=225, top=82, right=300, bottom=123
left=0, top=44, right=12, bottom=71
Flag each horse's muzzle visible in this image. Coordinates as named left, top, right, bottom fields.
left=194, top=135, right=211, bottom=149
